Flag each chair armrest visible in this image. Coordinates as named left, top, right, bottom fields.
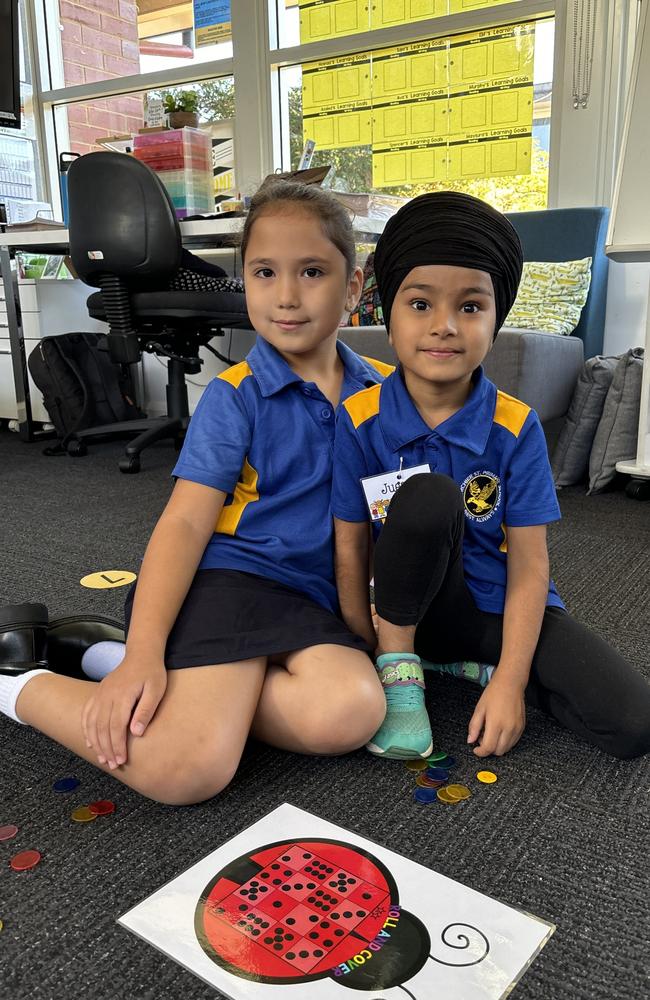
left=483, top=329, right=584, bottom=423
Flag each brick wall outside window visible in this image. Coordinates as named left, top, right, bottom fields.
left=60, top=0, right=144, bottom=153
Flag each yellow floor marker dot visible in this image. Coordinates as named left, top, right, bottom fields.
left=80, top=570, right=137, bottom=590
left=477, top=770, right=497, bottom=784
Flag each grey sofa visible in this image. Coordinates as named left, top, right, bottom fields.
left=341, top=206, right=610, bottom=426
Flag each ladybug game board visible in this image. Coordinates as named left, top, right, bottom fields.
left=118, top=804, right=554, bottom=999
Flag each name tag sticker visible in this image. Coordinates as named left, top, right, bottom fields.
left=361, top=464, right=430, bottom=522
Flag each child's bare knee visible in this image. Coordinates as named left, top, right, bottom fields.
left=303, top=674, right=386, bottom=754
left=138, top=754, right=238, bottom=806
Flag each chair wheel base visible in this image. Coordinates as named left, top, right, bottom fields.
left=119, top=456, right=140, bottom=474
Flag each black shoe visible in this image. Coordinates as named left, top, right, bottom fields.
left=0, top=604, right=49, bottom=675
left=47, top=614, right=125, bottom=678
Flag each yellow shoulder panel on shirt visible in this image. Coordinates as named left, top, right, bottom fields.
left=218, top=361, right=253, bottom=389
left=360, top=355, right=395, bottom=377
left=343, top=383, right=382, bottom=429
left=493, top=391, right=530, bottom=439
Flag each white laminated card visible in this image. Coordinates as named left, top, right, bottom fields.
left=119, top=803, right=554, bottom=999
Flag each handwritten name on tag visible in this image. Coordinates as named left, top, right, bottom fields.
left=361, top=464, right=430, bottom=521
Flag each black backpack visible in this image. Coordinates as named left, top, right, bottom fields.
left=28, top=332, right=144, bottom=452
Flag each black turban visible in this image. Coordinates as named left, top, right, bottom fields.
left=373, top=191, right=523, bottom=337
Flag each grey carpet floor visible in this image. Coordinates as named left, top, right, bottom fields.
left=1, top=429, right=649, bottom=1000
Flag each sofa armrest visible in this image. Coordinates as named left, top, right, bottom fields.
left=483, top=329, right=584, bottom=423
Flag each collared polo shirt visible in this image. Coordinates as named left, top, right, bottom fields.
left=332, top=367, right=563, bottom=615
left=172, top=335, right=393, bottom=612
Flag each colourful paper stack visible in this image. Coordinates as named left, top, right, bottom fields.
left=133, top=128, right=213, bottom=219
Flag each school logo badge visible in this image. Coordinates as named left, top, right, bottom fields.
left=461, top=471, right=501, bottom=522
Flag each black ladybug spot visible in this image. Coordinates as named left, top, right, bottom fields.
left=286, top=917, right=295, bottom=925
left=272, top=864, right=280, bottom=870
left=264, top=937, right=273, bottom=944
left=303, top=853, right=311, bottom=859
left=273, top=944, right=283, bottom=951
left=363, top=892, right=372, bottom=900
left=308, top=896, right=315, bottom=903
left=286, top=952, right=295, bottom=960
left=309, top=915, right=318, bottom=923
left=239, top=904, right=247, bottom=912
left=356, top=910, right=365, bottom=917
left=273, top=879, right=281, bottom=885
left=299, top=950, right=309, bottom=958
left=282, top=855, right=290, bottom=861
left=261, top=922, right=269, bottom=928
left=261, top=872, right=269, bottom=879
left=295, top=883, right=303, bottom=890
left=307, top=883, right=316, bottom=889
left=309, top=932, right=318, bottom=939
left=281, top=886, right=290, bottom=892
left=331, top=913, right=340, bottom=919
left=334, top=929, right=344, bottom=937
left=321, top=921, right=330, bottom=929
left=286, top=933, right=294, bottom=940
left=315, top=949, right=324, bottom=957
left=347, top=878, right=355, bottom=884
left=252, top=929, right=260, bottom=936
left=324, top=939, right=333, bottom=947
left=343, top=911, right=352, bottom=918
left=284, top=870, right=292, bottom=877
left=272, top=901, right=283, bottom=908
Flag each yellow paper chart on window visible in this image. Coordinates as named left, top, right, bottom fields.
left=372, top=130, right=532, bottom=186
left=299, top=0, right=369, bottom=44
left=302, top=0, right=519, bottom=40
left=303, top=21, right=535, bottom=180
left=302, top=52, right=372, bottom=149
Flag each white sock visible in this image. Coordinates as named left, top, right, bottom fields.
left=81, top=640, right=125, bottom=681
left=0, top=669, right=51, bottom=724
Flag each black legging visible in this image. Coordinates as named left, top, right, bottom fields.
left=373, top=473, right=650, bottom=760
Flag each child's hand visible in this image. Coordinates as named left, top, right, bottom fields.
left=81, top=655, right=168, bottom=770
left=467, top=672, right=526, bottom=757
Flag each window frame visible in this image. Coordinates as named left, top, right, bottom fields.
left=13, top=0, right=641, bottom=221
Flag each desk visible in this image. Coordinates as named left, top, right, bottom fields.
left=0, top=216, right=384, bottom=441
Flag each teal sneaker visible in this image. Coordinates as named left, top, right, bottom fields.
left=366, top=654, right=433, bottom=760
left=422, top=659, right=495, bottom=688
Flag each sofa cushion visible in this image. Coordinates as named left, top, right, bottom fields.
left=588, top=348, right=644, bottom=494
left=505, top=257, right=592, bottom=335
left=551, top=354, right=619, bottom=487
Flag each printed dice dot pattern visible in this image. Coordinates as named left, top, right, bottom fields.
left=209, top=848, right=389, bottom=976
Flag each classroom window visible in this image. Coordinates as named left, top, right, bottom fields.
left=0, top=0, right=46, bottom=222
left=273, top=0, right=525, bottom=49
left=277, top=16, right=553, bottom=212
left=46, top=0, right=233, bottom=89
left=52, top=77, right=236, bottom=213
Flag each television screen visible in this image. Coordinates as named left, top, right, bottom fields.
left=0, top=0, right=21, bottom=130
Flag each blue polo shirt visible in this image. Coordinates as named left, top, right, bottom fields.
left=332, top=367, right=563, bottom=615
left=172, top=336, right=393, bottom=612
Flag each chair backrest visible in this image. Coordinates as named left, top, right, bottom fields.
left=505, top=206, right=610, bottom=359
left=67, top=151, right=182, bottom=290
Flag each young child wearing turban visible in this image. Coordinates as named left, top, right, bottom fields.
left=332, top=191, right=650, bottom=762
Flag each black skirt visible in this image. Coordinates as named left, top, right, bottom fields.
left=124, top=569, right=370, bottom=668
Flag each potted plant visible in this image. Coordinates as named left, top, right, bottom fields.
left=163, top=91, right=200, bottom=129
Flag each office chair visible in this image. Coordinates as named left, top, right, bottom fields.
left=66, top=151, right=251, bottom=473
